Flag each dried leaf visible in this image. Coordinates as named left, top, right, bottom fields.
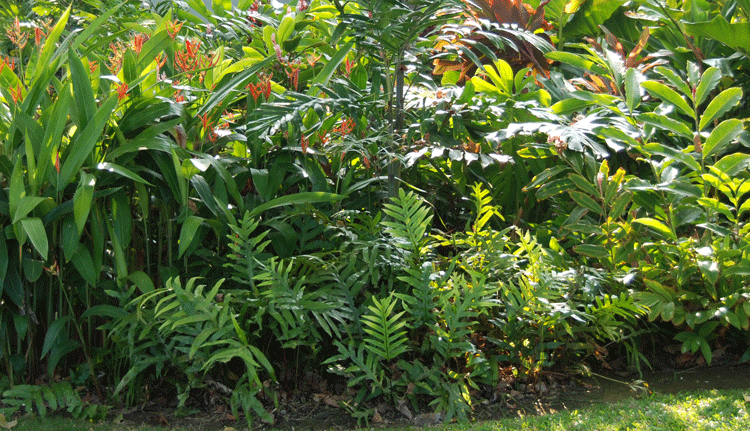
left=396, top=399, right=413, bottom=420
left=0, top=414, right=17, bottom=430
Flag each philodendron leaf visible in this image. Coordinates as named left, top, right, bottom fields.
left=702, top=118, right=744, bottom=160
left=699, top=87, right=742, bottom=131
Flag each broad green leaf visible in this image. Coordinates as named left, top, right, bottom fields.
left=655, top=66, right=691, bottom=97
left=96, top=162, right=152, bottom=185
left=308, top=42, right=354, bottom=96
left=699, top=87, right=742, bottom=131
left=564, top=0, right=586, bottom=14
left=550, top=97, right=596, bottom=115
left=12, top=197, right=50, bottom=224
left=569, top=173, right=600, bottom=197
left=713, top=153, right=750, bottom=176
left=697, top=197, right=735, bottom=221
left=199, top=56, right=273, bottom=115
left=73, top=172, right=95, bottom=234
left=641, top=143, right=701, bottom=171
left=112, top=190, right=132, bottom=249
left=685, top=15, right=750, bottom=57
left=39, top=83, right=71, bottom=189
left=524, top=165, right=569, bottom=191
left=68, top=49, right=96, bottom=127
left=569, top=191, right=603, bottom=216
left=32, top=4, right=70, bottom=82
left=71, top=2, right=124, bottom=51
left=633, top=217, right=676, bottom=241
left=641, top=81, right=694, bottom=118
left=561, top=0, right=627, bottom=37
left=9, top=153, right=25, bottom=218
left=71, top=246, right=97, bottom=287
left=624, top=67, right=640, bottom=112
left=58, top=96, right=118, bottom=188
left=41, top=316, right=72, bottom=359
left=536, top=178, right=575, bottom=200
left=694, top=67, right=721, bottom=108
left=609, top=191, right=632, bottom=220
left=277, top=15, right=295, bottom=43
left=61, top=216, right=80, bottom=262
left=178, top=216, right=205, bottom=258
left=127, top=271, right=155, bottom=293
left=136, top=30, right=171, bottom=70
left=702, top=119, right=744, bottom=160
left=248, top=192, right=344, bottom=218
left=545, top=52, right=606, bottom=75
left=21, top=218, right=48, bottom=260
left=574, top=244, right=609, bottom=259
left=636, top=112, right=693, bottom=140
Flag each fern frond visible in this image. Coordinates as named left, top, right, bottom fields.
left=361, top=294, right=409, bottom=361
left=382, top=189, right=434, bottom=262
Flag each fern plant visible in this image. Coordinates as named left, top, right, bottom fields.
left=382, top=189, right=434, bottom=267
left=254, top=257, right=349, bottom=349
left=108, top=277, right=275, bottom=425
left=325, top=293, right=410, bottom=416
left=1, top=382, right=108, bottom=420
left=224, top=210, right=271, bottom=294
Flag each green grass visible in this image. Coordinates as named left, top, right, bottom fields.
left=6, top=389, right=750, bottom=431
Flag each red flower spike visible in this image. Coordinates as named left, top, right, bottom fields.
left=166, top=20, right=183, bottom=40
left=131, top=33, right=144, bottom=55
left=10, top=84, right=23, bottom=103
left=34, top=27, right=44, bottom=47
left=116, top=83, right=129, bottom=101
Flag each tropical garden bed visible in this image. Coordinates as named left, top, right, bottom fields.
left=1, top=0, right=750, bottom=429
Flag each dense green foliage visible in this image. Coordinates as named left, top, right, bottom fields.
left=1, top=0, right=749, bottom=426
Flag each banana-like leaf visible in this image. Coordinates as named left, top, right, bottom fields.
left=58, top=96, right=118, bottom=188
left=248, top=192, right=344, bottom=218
left=21, top=217, right=48, bottom=260
left=685, top=15, right=750, bottom=56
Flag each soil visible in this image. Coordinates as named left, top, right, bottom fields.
left=106, top=359, right=750, bottom=431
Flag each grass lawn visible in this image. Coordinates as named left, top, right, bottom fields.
left=4, top=388, right=750, bottom=431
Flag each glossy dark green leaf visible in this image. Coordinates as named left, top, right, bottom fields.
left=569, top=173, right=600, bottom=198
left=641, top=81, right=694, bottom=118
left=536, top=178, right=574, bottom=201
left=178, top=216, right=205, bottom=258
left=637, top=112, right=692, bottom=139
left=633, top=217, right=676, bottom=241
left=21, top=217, right=48, bottom=260
left=641, top=143, right=701, bottom=171
left=574, top=244, right=610, bottom=259
left=699, top=87, right=742, bottom=131
left=702, top=119, right=744, bottom=159
left=71, top=245, right=97, bottom=287
left=624, top=67, right=640, bottom=112
left=694, top=67, right=721, bottom=108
